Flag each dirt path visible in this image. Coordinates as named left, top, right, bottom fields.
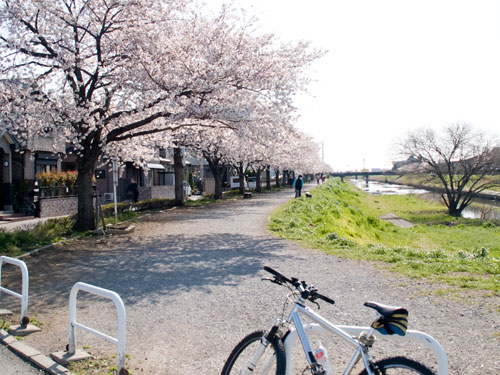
left=2, top=187, right=499, bottom=374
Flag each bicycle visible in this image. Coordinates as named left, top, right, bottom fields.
left=221, top=266, right=448, bottom=375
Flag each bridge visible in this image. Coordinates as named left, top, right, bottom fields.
left=330, top=171, right=394, bottom=183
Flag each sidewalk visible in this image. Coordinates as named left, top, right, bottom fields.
left=1, top=329, right=69, bottom=374
left=0, top=342, right=46, bottom=374
left=0, top=216, right=68, bottom=233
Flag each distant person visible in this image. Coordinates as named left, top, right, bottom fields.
left=127, top=178, right=139, bottom=202
left=294, top=175, right=304, bottom=198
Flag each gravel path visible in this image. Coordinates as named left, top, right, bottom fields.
left=2, top=186, right=499, bottom=374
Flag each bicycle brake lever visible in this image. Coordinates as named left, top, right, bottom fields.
left=311, top=299, right=321, bottom=310
left=261, top=277, right=283, bottom=285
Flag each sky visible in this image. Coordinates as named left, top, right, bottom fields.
left=224, top=0, right=500, bottom=171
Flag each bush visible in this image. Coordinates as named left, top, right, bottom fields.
left=0, top=217, right=74, bottom=256
left=37, top=170, right=78, bottom=188
left=101, top=198, right=176, bottom=217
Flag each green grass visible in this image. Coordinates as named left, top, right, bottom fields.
left=68, top=356, right=123, bottom=375
left=268, top=179, right=500, bottom=293
left=0, top=217, right=75, bottom=257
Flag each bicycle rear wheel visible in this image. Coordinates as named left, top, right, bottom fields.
left=221, top=330, right=286, bottom=375
left=359, top=356, right=435, bottom=375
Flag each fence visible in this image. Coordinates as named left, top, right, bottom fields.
left=0, top=256, right=30, bottom=326
left=68, top=282, right=127, bottom=373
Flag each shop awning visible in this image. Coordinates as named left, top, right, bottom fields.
left=146, top=163, right=165, bottom=170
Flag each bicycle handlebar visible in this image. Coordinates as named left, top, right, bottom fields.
left=264, top=266, right=335, bottom=305
left=263, top=266, right=293, bottom=284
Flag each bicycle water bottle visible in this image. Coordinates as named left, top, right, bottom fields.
left=314, top=340, right=334, bottom=374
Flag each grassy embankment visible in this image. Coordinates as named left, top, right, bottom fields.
left=268, top=179, right=500, bottom=294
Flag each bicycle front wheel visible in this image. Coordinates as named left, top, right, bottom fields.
left=221, top=330, right=286, bottom=375
left=359, top=356, right=435, bottom=375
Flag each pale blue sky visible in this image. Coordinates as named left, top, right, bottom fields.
left=227, top=0, right=500, bottom=170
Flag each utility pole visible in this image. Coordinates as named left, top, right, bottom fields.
left=112, top=158, right=118, bottom=222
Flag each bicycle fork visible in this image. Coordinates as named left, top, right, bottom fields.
left=245, top=320, right=282, bottom=375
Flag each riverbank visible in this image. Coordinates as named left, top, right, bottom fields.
left=350, top=177, right=500, bottom=220
left=268, top=179, right=500, bottom=293
left=369, top=174, right=500, bottom=202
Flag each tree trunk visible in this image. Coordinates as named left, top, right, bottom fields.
left=174, top=147, right=184, bottom=206
left=266, top=166, right=271, bottom=190
left=448, top=196, right=465, bottom=217
left=448, top=207, right=463, bottom=217
left=255, top=168, right=263, bottom=193
left=238, top=162, right=245, bottom=195
left=274, top=168, right=280, bottom=188
left=73, top=152, right=99, bottom=231
left=203, top=152, right=224, bottom=199
left=213, top=165, right=223, bottom=199
left=441, top=191, right=465, bottom=217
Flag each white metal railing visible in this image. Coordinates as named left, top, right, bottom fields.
left=68, top=282, right=127, bottom=372
left=0, top=256, right=30, bottom=325
left=283, top=323, right=449, bottom=375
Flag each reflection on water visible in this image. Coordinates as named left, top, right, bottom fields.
left=350, top=179, right=428, bottom=196
left=461, top=204, right=500, bottom=220
left=350, top=179, right=500, bottom=220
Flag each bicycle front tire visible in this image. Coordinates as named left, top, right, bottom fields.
left=221, top=330, right=286, bottom=375
left=359, top=356, right=435, bottom=375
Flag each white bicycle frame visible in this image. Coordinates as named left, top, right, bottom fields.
left=281, top=302, right=449, bottom=375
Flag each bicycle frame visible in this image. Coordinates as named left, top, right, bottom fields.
left=282, top=303, right=449, bottom=375
left=283, top=302, right=376, bottom=375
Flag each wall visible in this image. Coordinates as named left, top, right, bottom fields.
left=38, top=186, right=176, bottom=219
left=204, top=178, right=215, bottom=195
left=39, top=196, right=77, bottom=218
left=138, top=185, right=175, bottom=200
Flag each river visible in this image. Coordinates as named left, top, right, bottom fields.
left=350, top=179, right=500, bottom=220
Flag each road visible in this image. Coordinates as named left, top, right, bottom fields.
left=1, top=185, right=498, bottom=374
left=0, top=344, right=46, bottom=374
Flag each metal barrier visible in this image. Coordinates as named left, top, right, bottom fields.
left=68, top=282, right=127, bottom=373
left=0, top=256, right=30, bottom=326
left=283, top=323, right=449, bottom=375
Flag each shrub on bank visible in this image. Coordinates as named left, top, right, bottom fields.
left=101, top=198, right=176, bottom=217
left=0, top=217, right=74, bottom=256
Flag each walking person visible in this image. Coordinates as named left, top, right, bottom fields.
left=127, top=178, right=139, bottom=203
left=294, top=175, right=303, bottom=198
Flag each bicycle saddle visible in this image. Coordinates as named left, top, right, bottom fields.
left=364, top=301, right=409, bottom=336
left=364, top=301, right=407, bottom=317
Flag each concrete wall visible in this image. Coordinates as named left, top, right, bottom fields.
left=38, top=186, right=176, bottom=219
left=204, top=178, right=215, bottom=195
left=138, top=185, right=175, bottom=200
left=39, top=196, right=77, bottom=218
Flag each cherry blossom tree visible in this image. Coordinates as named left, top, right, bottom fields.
left=1, top=0, right=322, bottom=230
